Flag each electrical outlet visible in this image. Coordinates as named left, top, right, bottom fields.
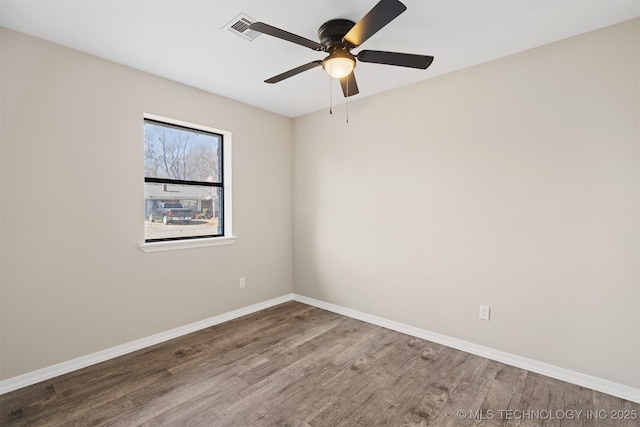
left=479, top=305, right=490, bottom=321
left=239, top=277, right=246, bottom=288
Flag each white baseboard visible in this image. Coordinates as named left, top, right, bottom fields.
left=0, top=294, right=294, bottom=395
left=292, top=294, right=640, bottom=404
left=2, top=292, right=638, bottom=404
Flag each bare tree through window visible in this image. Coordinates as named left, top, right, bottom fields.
left=144, top=122, right=220, bottom=182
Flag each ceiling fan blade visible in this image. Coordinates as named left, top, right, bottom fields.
left=249, top=22, right=323, bottom=51
left=343, top=0, right=407, bottom=47
left=264, top=60, right=323, bottom=84
left=339, top=72, right=359, bottom=97
left=357, top=50, right=434, bottom=69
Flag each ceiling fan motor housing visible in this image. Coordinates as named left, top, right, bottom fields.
left=318, top=19, right=356, bottom=49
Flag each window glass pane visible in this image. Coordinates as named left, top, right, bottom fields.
left=144, top=120, right=222, bottom=183
left=144, top=183, right=222, bottom=241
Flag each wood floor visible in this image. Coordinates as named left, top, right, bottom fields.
left=1, top=301, right=638, bottom=426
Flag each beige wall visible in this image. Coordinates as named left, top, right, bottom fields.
left=293, top=19, right=639, bottom=388
left=0, top=28, right=293, bottom=379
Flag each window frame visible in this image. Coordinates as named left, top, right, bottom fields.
left=139, top=114, right=235, bottom=252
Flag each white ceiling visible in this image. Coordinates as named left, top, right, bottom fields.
left=1, top=0, right=638, bottom=117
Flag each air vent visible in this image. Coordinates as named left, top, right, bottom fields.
left=223, top=13, right=262, bottom=41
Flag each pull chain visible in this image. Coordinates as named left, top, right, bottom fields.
left=329, top=77, right=333, bottom=115
left=346, top=77, right=349, bottom=124
left=328, top=76, right=350, bottom=123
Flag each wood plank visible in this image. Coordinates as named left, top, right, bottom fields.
left=1, top=301, right=638, bottom=426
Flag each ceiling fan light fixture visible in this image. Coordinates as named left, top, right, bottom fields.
left=322, top=52, right=355, bottom=79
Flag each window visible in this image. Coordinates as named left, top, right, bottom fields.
left=142, top=115, right=233, bottom=249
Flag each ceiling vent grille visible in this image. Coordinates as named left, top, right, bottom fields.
left=224, top=13, right=262, bottom=41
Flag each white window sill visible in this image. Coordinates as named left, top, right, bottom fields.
left=139, top=236, right=237, bottom=253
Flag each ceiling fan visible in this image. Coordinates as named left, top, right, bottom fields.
left=248, top=0, right=434, bottom=97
